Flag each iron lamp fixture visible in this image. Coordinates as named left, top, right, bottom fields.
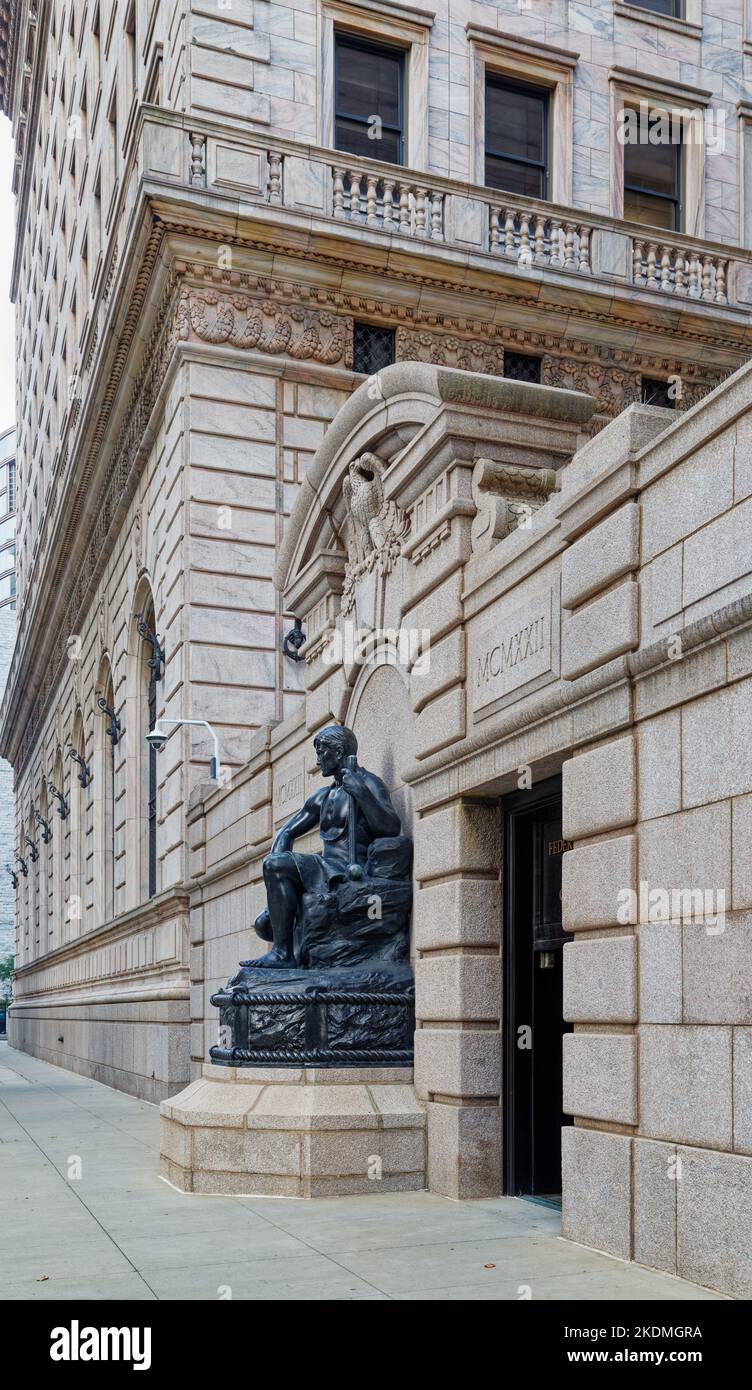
left=136, top=615, right=165, bottom=681
left=146, top=718, right=222, bottom=782
left=15, top=853, right=28, bottom=877
left=97, top=694, right=124, bottom=747
left=35, top=808, right=52, bottom=843
left=49, top=783, right=69, bottom=820
left=283, top=616, right=306, bottom=662
left=68, top=746, right=92, bottom=788
left=24, top=835, right=39, bottom=863
left=5, top=864, right=18, bottom=890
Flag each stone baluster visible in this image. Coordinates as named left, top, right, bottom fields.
left=431, top=192, right=443, bottom=241
left=349, top=170, right=362, bottom=222
left=577, top=225, right=591, bottom=273
left=687, top=252, right=701, bottom=297
left=189, top=133, right=206, bottom=188
left=674, top=251, right=685, bottom=294
left=716, top=258, right=728, bottom=304
left=333, top=167, right=346, bottom=218
left=383, top=179, right=395, bottom=229
left=701, top=254, right=713, bottom=301
left=489, top=206, right=500, bottom=253
left=549, top=218, right=563, bottom=268
left=632, top=238, right=645, bottom=285
left=415, top=187, right=428, bottom=238
left=268, top=150, right=282, bottom=204
left=398, top=182, right=411, bottom=233
left=518, top=211, right=532, bottom=266
left=503, top=208, right=516, bottom=257
left=563, top=221, right=577, bottom=270
left=533, top=214, right=547, bottom=265
left=366, top=174, right=379, bottom=227
left=659, top=245, right=672, bottom=291
left=646, top=242, right=659, bottom=288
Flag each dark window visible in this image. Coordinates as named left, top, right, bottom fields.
left=626, top=0, right=682, bottom=15
left=642, top=377, right=674, bottom=408
left=7, top=461, right=15, bottom=512
left=485, top=76, right=549, bottom=199
left=335, top=34, right=405, bottom=165
left=353, top=322, right=395, bottom=375
left=624, top=110, right=681, bottom=231
left=504, top=352, right=541, bottom=384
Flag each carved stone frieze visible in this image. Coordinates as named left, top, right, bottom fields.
left=176, top=288, right=353, bottom=366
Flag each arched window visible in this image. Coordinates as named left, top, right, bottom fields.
left=68, top=709, right=87, bottom=939
left=50, top=748, right=65, bottom=949
left=127, top=583, right=163, bottom=905
left=28, top=805, right=39, bottom=957
left=94, top=657, right=118, bottom=925
left=38, top=781, right=53, bottom=951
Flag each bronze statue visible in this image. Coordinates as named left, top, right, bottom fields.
left=251, top=724, right=405, bottom=967
left=211, top=724, right=414, bottom=1067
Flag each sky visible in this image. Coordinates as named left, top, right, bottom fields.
left=0, top=115, right=16, bottom=430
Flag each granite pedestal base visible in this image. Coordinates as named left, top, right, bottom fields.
left=159, top=1063, right=426, bottom=1197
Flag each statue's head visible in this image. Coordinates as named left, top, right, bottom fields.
left=314, top=724, right=358, bottom=776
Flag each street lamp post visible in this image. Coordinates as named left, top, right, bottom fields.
left=145, top=718, right=222, bottom=782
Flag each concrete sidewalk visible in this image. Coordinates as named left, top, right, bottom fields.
left=0, top=1042, right=722, bottom=1302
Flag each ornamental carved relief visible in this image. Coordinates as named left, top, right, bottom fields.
left=176, top=288, right=353, bottom=367
left=541, top=355, right=642, bottom=417
left=396, top=327, right=503, bottom=375
left=341, top=452, right=409, bottom=615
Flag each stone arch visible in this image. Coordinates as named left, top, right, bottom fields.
left=345, top=654, right=415, bottom=842
left=68, top=707, right=86, bottom=940
left=50, top=746, right=65, bottom=949
left=94, top=652, right=116, bottom=926
left=38, top=778, right=52, bottom=952
left=126, top=574, right=160, bottom=907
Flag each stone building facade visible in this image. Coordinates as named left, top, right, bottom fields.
left=0, top=0, right=750, bottom=1295
left=0, top=424, right=17, bottom=962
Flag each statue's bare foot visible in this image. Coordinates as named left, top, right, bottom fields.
left=249, top=947, right=296, bottom=969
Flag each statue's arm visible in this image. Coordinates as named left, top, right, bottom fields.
left=349, top=771, right=401, bottom=838
left=271, top=789, right=326, bottom=853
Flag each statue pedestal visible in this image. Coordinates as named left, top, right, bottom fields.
left=159, top=1063, right=426, bottom=1197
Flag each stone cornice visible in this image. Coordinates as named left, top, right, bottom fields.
left=12, top=885, right=190, bottom=981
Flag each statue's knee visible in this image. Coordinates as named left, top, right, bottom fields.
left=264, top=852, right=294, bottom=879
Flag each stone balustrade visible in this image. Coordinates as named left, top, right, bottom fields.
left=144, top=121, right=752, bottom=310
left=631, top=236, right=729, bottom=304
left=489, top=205, right=591, bottom=273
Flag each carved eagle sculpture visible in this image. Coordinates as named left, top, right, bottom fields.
left=342, top=451, right=407, bottom=573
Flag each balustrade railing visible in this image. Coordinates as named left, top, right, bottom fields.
left=489, top=205, right=591, bottom=273
left=331, top=166, right=444, bottom=241
left=631, top=237, right=729, bottom=304
left=179, top=128, right=751, bottom=307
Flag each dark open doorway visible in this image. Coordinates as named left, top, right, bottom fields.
left=503, top=775, right=572, bottom=1203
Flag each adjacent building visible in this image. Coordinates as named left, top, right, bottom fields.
left=0, top=0, right=751, bottom=1297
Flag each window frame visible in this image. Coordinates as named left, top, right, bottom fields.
left=320, top=0, right=432, bottom=170
left=334, top=32, right=406, bottom=167
left=467, top=24, right=577, bottom=206
left=484, top=74, right=550, bottom=202
left=623, top=113, right=683, bottom=232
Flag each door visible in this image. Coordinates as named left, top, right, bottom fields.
left=503, top=776, right=572, bottom=1201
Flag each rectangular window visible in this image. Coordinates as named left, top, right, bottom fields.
left=334, top=34, right=405, bottom=165
left=623, top=111, right=681, bottom=230
left=627, top=0, right=683, bottom=15
left=641, top=377, right=674, bottom=408
left=485, top=76, right=549, bottom=199
left=353, top=322, right=396, bottom=374
left=504, top=352, right=541, bottom=384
